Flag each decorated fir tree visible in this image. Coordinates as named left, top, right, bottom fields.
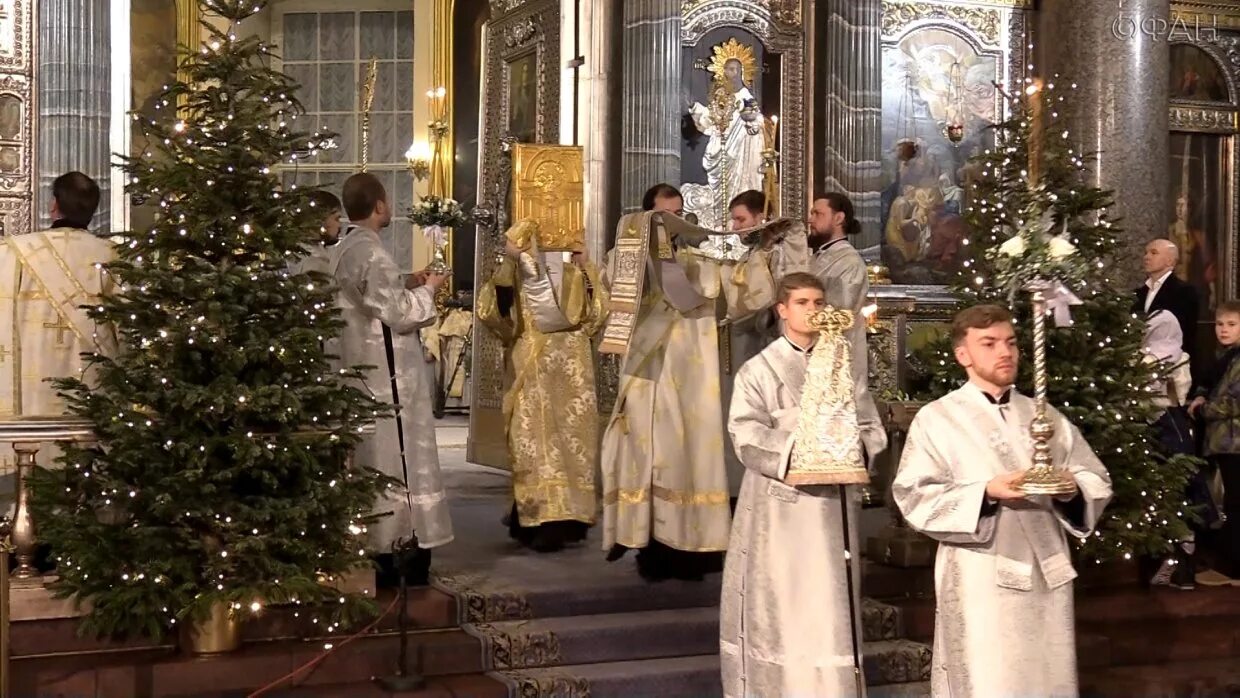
left=913, top=78, right=1199, bottom=563
left=27, top=0, right=388, bottom=640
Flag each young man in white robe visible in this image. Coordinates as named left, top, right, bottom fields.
left=330, top=172, right=453, bottom=587
left=722, top=271, right=879, bottom=697
left=892, top=304, right=1113, bottom=697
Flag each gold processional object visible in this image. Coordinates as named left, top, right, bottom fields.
left=784, top=307, right=870, bottom=486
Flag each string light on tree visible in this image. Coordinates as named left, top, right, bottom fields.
left=25, top=0, right=392, bottom=643
left=912, top=73, right=1200, bottom=563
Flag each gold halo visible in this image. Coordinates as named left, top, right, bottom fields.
left=707, top=38, right=758, bottom=89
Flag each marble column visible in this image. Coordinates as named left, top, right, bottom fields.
left=37, top=0, right=112, bottom=231
left=820, top=0, right=882, bottom=247
left=620, top=0, right=681, bottom=217
left=1037, top=0, right=1169, bottom=285
left=582, top=0, right=623, bottom=262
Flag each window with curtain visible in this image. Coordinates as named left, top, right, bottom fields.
left=275, top=7, right=415, bottom=271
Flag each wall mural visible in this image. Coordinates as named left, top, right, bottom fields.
left=879, top=27, right=999, bottom=285
left=1171, top=42, right=1230, bottom=103
left=1169, top=132, right=1229, bottom=314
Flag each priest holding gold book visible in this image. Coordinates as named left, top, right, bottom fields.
left=892, top=304, right=1112, bottom=697
left=477, top=219, right=608, bottom=553
left=721, top=271, right=878, bottom=698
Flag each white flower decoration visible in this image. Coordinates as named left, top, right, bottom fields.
left=1048, top=236, right=1076, bottom=259
left=999, top=235, right=1026, bottom=257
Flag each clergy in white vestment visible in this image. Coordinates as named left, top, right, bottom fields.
left=291, top=189, right=343, bottom=277
left=330, top=173, right=453, bottom=585
left=892, top=304, right=1113, bottom=698
left=601, top=184, right=805, bottom=581
left=0, top=172, right=116, bottom=513
left=807, top=192, right=887, bottom=463
left=0, top=171, right=117, bottom=419
left=722, top=271, right=874, bottom=698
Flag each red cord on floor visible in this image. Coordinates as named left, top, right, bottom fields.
left=246, top=593, right=403, bottom=698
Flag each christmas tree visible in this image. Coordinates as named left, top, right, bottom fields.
left=27, top=0, right=389, bottom=640
left=912, top=78, right=1200, bottom=563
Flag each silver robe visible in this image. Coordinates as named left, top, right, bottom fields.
left=329, top=227, right=453, bottom=550
left=722, top=337, right=869, bottom=698
left=892, top=385, right=1112, bottom=697
left=809, top=239, right=887, bottom=460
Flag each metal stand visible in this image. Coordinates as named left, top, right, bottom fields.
left=374, top=537, right=425, bottom=692
left=1016, top=280, right=1076, bottom=496
left=838, top=486, right=864, bottom=698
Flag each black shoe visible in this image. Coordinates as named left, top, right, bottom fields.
left=373, top=553, right=400, bottom=589
left=402, top=546, right=432, bottom=587
left=605, top=544, right=629, bottom=562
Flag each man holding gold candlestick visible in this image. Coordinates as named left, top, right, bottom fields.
left=893, top=304, right=1112, bottom=697
left=722, top=271, right=872, bottom=697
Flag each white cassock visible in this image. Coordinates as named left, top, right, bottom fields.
left=722, top=336, right=878, bottom=698
left=893, top=385, right=1112, bottom=697
left=292, top=240, right=333, bottom=277
left=809, top=239, right=887, bottom=462
left=329, top=226, right=453, bottom=551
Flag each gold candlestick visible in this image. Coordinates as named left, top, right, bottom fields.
left=1015, top=279, right=1076, bottom=496
left=359, top=58, right=379, bottom=172
left=761, top=115, right=781, bottom=219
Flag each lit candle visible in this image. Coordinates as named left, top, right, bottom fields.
left=1026, top=78, right=1044, bottom=186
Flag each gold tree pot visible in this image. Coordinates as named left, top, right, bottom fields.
left=180, top=601, right=242, bottom=655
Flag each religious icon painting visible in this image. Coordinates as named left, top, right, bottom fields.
left=1170, top=44, right=1231, bottom=104
left=879, top=27, right=1001, bottom=285
left=1168, top=132, right=1230, bottom=316
left=506, top=52, right=538, bottom=144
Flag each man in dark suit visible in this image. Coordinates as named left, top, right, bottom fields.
left=1134, top=238, right=1199, bottom=368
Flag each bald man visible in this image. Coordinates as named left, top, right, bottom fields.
left=1134, top=238, right=1199, bottom=366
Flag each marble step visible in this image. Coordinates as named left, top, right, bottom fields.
left=492, top=645, right=932, bottom=698
left=466, top=599, right=907, bottom=672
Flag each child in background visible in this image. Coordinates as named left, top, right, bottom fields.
left=1189, top=300, right=1240, bottom=586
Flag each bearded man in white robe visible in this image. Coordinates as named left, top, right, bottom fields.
left=330, top=173, right=453, bottom=587
left=723, top=271, right=877, bottom=698
left=807, top=193, right=886, bottom=463
left=893, top=304, right=1112, bottom=697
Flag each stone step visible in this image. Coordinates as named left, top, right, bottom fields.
left=183, top=674, right=509, bottom=698
left=489, top=640, right=931, bottom=697
left=13, top=628, right=483, bottom=697
left=468, top=598, right=906, bottom=672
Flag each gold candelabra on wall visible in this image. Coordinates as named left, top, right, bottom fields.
left=761, top=115, right=781, bottom=219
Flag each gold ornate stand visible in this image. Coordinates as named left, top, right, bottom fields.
left=1015, top=279, right=1076, bottom=496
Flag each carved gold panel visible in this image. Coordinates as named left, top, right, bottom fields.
left=1169, top=105, right=1238, bottom=133
left=511, top=144, right=584, bottom=252
left=881, top=1, right=1004, bottom=49
left=0, top=0, right=32, bottom=236
left=1173, top=1, right=1240, bottom=31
